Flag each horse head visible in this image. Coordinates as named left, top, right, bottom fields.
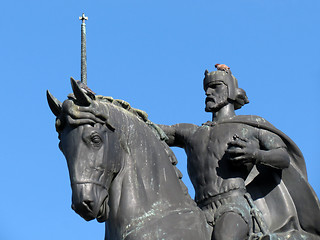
left=47, top=78, right=121, bottom=223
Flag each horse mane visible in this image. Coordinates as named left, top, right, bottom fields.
left=95, top=95, right=169, bottom=141
left=95, top=95, right=149, bottom=122
left=56, top=94, right=166, bottom=140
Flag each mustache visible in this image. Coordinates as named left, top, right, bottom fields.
left=205, top=97, right=215, bottom=103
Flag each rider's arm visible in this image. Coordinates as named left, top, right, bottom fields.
left=255, top=129, right=290, bottom=169
left=157, top=123, right=198, bottom=148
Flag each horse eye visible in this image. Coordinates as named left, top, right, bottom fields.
left=90, top=133, right=102, bottom=146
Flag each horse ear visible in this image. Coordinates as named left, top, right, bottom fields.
left=46, top=90, right=62, bottom=117
left=70, top=77, right=91, bottom=106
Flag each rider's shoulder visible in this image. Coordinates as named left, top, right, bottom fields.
left=232, top=115, right=274, bottom=127
left=201, top=115, right=270, bottom=127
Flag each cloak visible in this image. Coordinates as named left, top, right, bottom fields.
left=216, top=115, right=320, bottom=236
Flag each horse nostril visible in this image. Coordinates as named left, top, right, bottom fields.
left=71, top=200, right=94, bottom=213
left=83, top=200, right=94, bottom=211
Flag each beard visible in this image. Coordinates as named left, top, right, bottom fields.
left=205, top=91, right=229, bottom=112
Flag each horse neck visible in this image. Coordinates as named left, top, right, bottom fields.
left=106, top=108, right=191, bottom=232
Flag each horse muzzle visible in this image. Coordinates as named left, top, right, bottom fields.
left=71, top=182, right=109, bottom=222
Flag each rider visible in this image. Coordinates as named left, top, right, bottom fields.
left=158, top=67, right=320, bottom=240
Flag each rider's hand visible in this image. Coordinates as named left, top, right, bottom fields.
left=226, top=135, right=259, bottom=166
left=62, top=98, right=108, bottom=126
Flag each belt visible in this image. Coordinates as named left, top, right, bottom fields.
left=196, top=188, right=246, bottom=208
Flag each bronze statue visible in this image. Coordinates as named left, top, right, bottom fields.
left=47, top=65, right=320, bottom=240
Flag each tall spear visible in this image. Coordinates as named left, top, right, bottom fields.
left=79, top=13, right=88, bottom=85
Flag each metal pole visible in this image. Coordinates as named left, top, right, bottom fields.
left=79, top=13, right=88, bottom=85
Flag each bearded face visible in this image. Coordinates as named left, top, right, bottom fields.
left=205, top=82, right=229, bottom=112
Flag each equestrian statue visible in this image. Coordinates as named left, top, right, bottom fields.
left=47, top=65, right=320, bottom=240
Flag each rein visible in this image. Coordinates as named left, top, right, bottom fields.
left=71, top=180, right=109, bottom=190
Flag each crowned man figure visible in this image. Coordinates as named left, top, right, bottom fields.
left=158, top=65, right=320, bottom=240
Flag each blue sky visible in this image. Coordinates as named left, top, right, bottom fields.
left=1, top=1, right=319, bottom=239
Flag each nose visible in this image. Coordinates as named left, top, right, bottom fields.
left=205, top=88, right=212, bottom=96
left=83, top=200, right=95, bottom=210
left=72, top=200, right=95, bottom=213
left=71, top=200, right=96, bottom=221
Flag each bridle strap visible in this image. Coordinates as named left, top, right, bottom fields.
left=71, top=180, right=109, bottom=191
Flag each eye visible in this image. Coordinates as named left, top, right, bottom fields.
left=90, top=133, right=102, bottom=147
left=207, top=84, right=218, bottom=90
left=91, top=134, right=101, bottom=143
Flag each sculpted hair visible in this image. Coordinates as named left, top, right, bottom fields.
left=234, top=87, right=249, bottom=110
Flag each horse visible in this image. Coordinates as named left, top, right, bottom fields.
left=47, top=79, right=211, bottom=240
